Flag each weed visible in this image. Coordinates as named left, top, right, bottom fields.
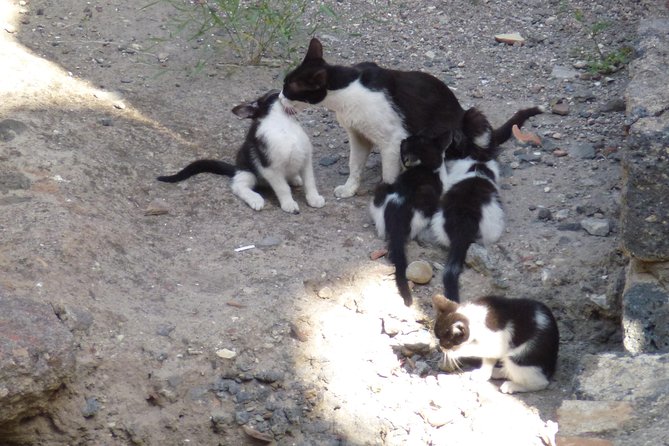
left=149, top=0, right=336, bottom=66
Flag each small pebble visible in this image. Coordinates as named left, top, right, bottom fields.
left=406, top=260, right=433, bottom=284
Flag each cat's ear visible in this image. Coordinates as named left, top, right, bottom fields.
left=311, top=68, right=327, bottom=87
left=432, top=294, right=458, bottom=314
left=231, top=102, right=258, bottom=119
left=304, top=38, right=323, bottom=61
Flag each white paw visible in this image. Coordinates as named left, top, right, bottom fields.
left=468, top=367, right=493, bottom=382
left=334, top=184, right=356, bottom=198
left=246, top=195, right=265, bottom=211
left=280, top=200, right=300, bottom=214
left=499, top=381, right=519, bottom=394
left=307, top=194, right=325, bottom=208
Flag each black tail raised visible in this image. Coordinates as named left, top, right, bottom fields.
left=491, top=106, right=544, bottom=147
left=157, top=159, right=236, bottom=183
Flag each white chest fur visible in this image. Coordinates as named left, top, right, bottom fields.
left=257, top=103, right=311, bottom=175
left=322, top=80, right=408, bottom=144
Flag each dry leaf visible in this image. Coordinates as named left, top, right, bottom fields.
left=512, top=124, right=542, bottom=146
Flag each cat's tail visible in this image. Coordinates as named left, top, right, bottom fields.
left=491, top=106, right=544, bottom=147
left=157, top=159, right=236, bottom=183
left=386, top=207, right=414, bottom=306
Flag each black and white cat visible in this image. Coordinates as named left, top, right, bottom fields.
left=432, top=293, right=559, bottom=394
left=280, top=37, right=469, bottom=198
left=371, top=106, right=543, bottom=305
left=157, top=90, right=325, bottom=214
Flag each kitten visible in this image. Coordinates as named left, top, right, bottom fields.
left=280, top=37, right=467, bottom=198
left=369, top=132, right=452, bottom=306
left=432, top=293, right=559, bottom=394
left=371, top=106, right=542, bottom=305
left=157, top=90, right=324, bottom=214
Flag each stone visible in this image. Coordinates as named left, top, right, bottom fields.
left=537, top=208, right=552, bottom=221
left=318, top=154, right=340, bottom=166
left=494, top=32, right=525, bottom=46
left=622, top=266, right=669, bottom=353
left=0, top=296, right=76, bottom=425
left=557, top=400, right=634, bottom=436
left=0, top=119, right=28, bottom=142
left=568, top=142, right=596, bottom=159
left=600, top=98, right=626, bottom=113
left=551, top=65, right=579, bottom=79
left=551, top=100, right=570, bottom=116
left=396, top=330, right=435, bottom=355
left=317, top=286, right=334, bottom=298
left=580, top=218, right=610, bottom=236
left=256, top=236, right=282, bottom=248
left=81, top=397, right=101, bottom=418
left=465, top=244, right=494, bottom=275
left=406, top=260, right=433, bottom=284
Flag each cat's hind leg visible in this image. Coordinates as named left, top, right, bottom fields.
left=499, top=359, right=549, bottom=394
left=335, top=129, right=373, bottom=198
left=231, top=171, right=265, bottom=210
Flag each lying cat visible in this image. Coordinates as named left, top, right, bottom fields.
left=157, top=90, right=324, bottom=214
left=371, top=106, right=542, bottom=305
left=432, top=293, right=559, bottom=394
left=280, top=37, right=468, bottom=198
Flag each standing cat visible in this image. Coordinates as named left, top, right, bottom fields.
left=157, top=90, right=325, bottom=214
left=371, top=106, right=543, bottom=305
left=280, top=37, right=467, bottom=198
left=432, top=293, right=559, bottom=394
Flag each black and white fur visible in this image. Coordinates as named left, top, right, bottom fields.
left=432, top=293, right=559, bottom=394
left=369, top=132, right=452, bottom=306
left=371, top=106, right=543, bottom=305
left=157, top=90, right=324, bottom=214
left=280, top=37, right=469, bottom=198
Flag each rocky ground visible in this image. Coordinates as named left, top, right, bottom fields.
left=1, top=0, right=667, bottom=445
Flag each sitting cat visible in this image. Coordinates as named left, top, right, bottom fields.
left=280, top=37, right=467, bottom=198
left=432, top=293, right=559, bottom=394
left=157, top=90, right=324, bottom=214
left=371, top=106, right=542, bottom=305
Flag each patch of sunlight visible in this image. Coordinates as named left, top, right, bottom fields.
left=296, top=263, right=558, bottom=445
left=0, top=1, right=185, bottom=143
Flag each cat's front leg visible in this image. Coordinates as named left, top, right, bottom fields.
left=262, top=169, right=300, bottom=213
left=380, top=141, right=401, bottom=184
left=300, top=154, right=325, bottom=208
left=335, top=129, right=372, bottom=198
left=468, top=358, right=496, bottom=382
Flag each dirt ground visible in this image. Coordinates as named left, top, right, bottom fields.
left=0, top=0, right=654, bottom=444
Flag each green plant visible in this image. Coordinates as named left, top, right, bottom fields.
left=572, top=9, right=632, bottom=75
left=149, top=0, right=335, bottom=66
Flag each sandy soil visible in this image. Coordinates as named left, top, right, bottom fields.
left=1, top=0, right=650, bottom=444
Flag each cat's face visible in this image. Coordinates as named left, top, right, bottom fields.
left=280, top=38, right=328, bottom=106
left=232, top=89, right=281, bottom=120
left=432, top=294, right=470, bottom=351
left=400, top=132, right=452, bottom=170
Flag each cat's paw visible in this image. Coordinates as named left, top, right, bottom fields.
left=280, top=200, right=300, bottom=214
left=499, top=381, right=522, bottom=394
left=334, top=184, right=357, bottom=198
left=307, top=194, right=325, bottom=208
left=468, top=367, right=493, bottom=382
left=246, top=195, right=265, bottom=211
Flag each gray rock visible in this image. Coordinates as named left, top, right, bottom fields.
left=600, top=98, right=626, bottom=113
left=395, top=330, right=435, bottom=355
left=622, top=272, right=669, bottom=354
left=0, top=119, right=28, bottom=142
left=318, top=154, right=340, bottom=166
left=580, top=218, right=610, bottom=236
left=537, top=208, right=552, bottom=221
left=0, top=171, right=31, bottom=193
left=256, top=236, right=282, bottom=248
left=550, top=65, right=579, bottom=79
left=81, top=397, right=101, bottom=418
left=0, top=296, right=76, bottom=425
left=465, top=243, right=495, bottom=275
left=568, top=142, right=596, bottom=159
